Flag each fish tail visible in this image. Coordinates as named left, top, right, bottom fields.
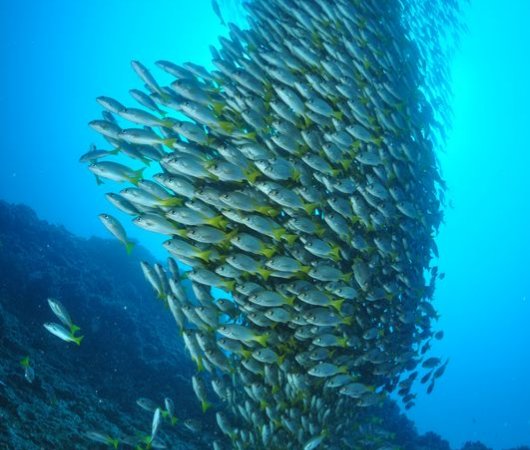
left=125, top=241, right=136, bottom=255
left=159, top=197, right=183, bottom=207
left=260, top=246, right=277, bottom=259
left=127, top=168, right=145, bottom=186
left=331, top=298, right=345, bottom=312
left=70, top=324, right=81, bottom=334
left=207, top=216, right=228, bottom=230
left=303, top=202, right=318, bottom=215
left=257, top=268, right=272, bottom=281
left=201, top=400, right=213, bottom=413
left=332, top=110, right=344, bottom=121
left=211, top=101, right=225, bottom=116
left=284, top=296, right=296, bottom=306
left=259, top=399, right=268, bottom=410
left=196, top=250, right=212, bottom=262
left=196, top=356, right=204, bottom=372
left=253, top=333, right=269, bottom=347
left=340, top=159, right=352, bottom=171
left=342, top=315, right=353, bottom=326
left=221, top=280, right=235, bottom=292
left=330, top=246, right=341, bottom=262
left=338, top=337, right=348, bottom=348
left=73, top=335, right=84, bottom=346
left=245, top=168, right=261, bottom=184
left=283, top=234, right=298, bottom=245
left=162, top=138, right=177, bottom=148
left=241, top=349, right=252, bottom=360
left=271, top=228, right=284, bottom=241
left=341, top=272, right=353, bottom=283
left=217, top=121, right=235, bottom=134
left=315, top=225, right=327, bottom=237
left=159, top=118, right=176, bottom=128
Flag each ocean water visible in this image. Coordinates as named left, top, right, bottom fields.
left=1, top=1, right=529, bottom=449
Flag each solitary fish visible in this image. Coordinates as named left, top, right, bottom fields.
left=43, top=323, right=83, bottom=345
left=98, top=213, right=136, bottom=254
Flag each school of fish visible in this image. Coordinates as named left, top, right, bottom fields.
left=83, top=0, right=465, bottom=448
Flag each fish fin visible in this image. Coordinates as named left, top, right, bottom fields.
left=221, top=280, right=235, bottom=292
left=341, top=272, right=352, bottom=283
left=125, top=241, right=136, bottom=255
left=330, top=246, right=341, bottom=262
left=341, top=316, right=353, bottom=326
left=303, top=202, right=318, bottom=215
left=162, top=138, right=177, bottom=148
left=127, top=168, right=145, bottom=186
left=196, top=250, right=212, bottom=262
left=331, top=298, right=345, bottom=312
left=332, top=111, right=343, bottom=121
left=257, top=267, right=272, bottom=281
left=201, top=400, right=212, bottom=413
left=340, top=159, right=352, bottom=171
left=95, top=175, right=104, bottom=185
left=282, top=234, right=298, bottom=245
left=159, top=197, right=184, bottom=207
left=253, top=333, right=269, bottom=347
left=260, top=246, right=277, bottom=259
left=206, top=216, right=228, bottom=230
left=211, top=102, right=225, bottom=116
left=284, top=296, right=295, bottom=306
left=244, top=168, right=260, bottom=184
left=73, top=335, right=84, bottom=346
left=292, top=169, right=301, bottom=182
left=159, top=118, right=176, bottom=128
left=271, top=228, right=285, bottom=241
left=316, top=225, right=327, bottom=238
left=299, top=265, right=311, bottom=274
left=20, top=357, right=30, bottom=368
left=242, top=131, right=257, bottom=141
left=217, top=121, right=235, bottom=134
left=256, top=206, right=279, bottom=217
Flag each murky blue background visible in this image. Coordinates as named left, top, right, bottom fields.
left=1, top=1, right=529, bottom=448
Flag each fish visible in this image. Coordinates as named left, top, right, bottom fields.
left=98, top=213, right=136, bottom=254
left=20, top=356, right=35, bottom=383
left=43, top=323, right=83, bottom=345
left=85, top=432, right=119, bottom=449
left=211, top=0, right=225, bottom=25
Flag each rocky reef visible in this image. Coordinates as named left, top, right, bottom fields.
left=0, top=200, right=214, bottom=449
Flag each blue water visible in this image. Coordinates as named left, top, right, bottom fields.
left=1, top=1, right=529, bottom=449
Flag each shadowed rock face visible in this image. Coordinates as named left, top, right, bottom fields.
left=82, top=0, right=470, bottom=448
left=0, top=200, right=212, bottom=449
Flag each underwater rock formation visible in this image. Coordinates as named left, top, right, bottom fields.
left=83, top=0, right=468, bottom=448
left=0, top=201, right=209, bottom=449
